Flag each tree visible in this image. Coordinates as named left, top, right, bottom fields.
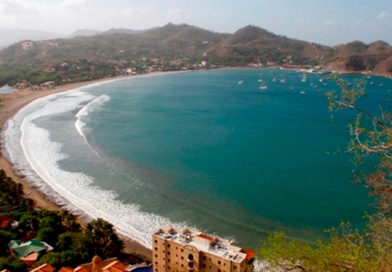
left=59, top=210, right=81, bottom=232
left=0, top=230, right=16, bottom=255
left=346, top=55, right=366, bottom=71
left=56, top=232, right=91, bottom=258
left=259, top=75, right=392, bottom=271
left=85, top=218, right=124, bottom=258
left=0, top=256, right=26, bottom=272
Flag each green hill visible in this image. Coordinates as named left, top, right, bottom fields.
left=0, top=23, right=390, bottom=86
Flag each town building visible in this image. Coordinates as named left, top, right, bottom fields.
left=59, top=256, right=129, bottom=272
left=152, top=227, right=256, bottom=272
left=30, top=263, right=55, bottom=272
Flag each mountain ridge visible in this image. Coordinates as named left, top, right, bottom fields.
left=0, top=23, right=390, bottom=86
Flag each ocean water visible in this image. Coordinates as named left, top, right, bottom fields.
left=3, top=69, right=392, bottom=250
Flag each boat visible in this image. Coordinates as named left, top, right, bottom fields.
left=280, top=79, right=286, bottom=83
left=379, top=83, right=384, bottom=88
left=238, top=80, right=243, bottom=85
left=259, top=85, right=268, bottom=90
left=370, top=81, right=375, bottom=86
left=300, top=90, right=306, bottom=95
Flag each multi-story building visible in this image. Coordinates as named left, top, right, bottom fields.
left=152, top=227, right=256, bottom=272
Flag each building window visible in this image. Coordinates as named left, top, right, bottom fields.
left=154, top=239, right=157, bottom=243
left=188, top=254, right=194, bottom=260
left=154, top=247, right=157, bottom=250
left=154, top=254, right=158, bottom=258
left=218, top=261, right=221, bottom=265
left=181, top=249, right=184, bottom=252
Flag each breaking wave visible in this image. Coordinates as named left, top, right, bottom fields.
left=2, top=82, right=183, bottom=248
left=75, top=94, right=110, bottom=140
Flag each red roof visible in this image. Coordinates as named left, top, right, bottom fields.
left=31, top=264, right=55, bottom=272
left=102, top=261, right=126, bottom=272
left=58, top=267, right=73, bottom=272
left=20, top=232, right=37, bottom=243
left=197, top=234, right=213, bottom=241
left=0, top=216, right=14, bottom=229
left=240, top=248, right=257, bottom=262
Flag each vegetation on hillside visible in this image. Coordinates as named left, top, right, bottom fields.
left=0, top=24, right=390, bottom=88
left=0, top=169, right=125, bottom=271
left=259, top=76, right=392, bottom=271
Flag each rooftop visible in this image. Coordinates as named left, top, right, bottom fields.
left=153, top=227, right=256, bottom=263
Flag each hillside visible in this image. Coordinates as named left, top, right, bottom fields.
left=207, top=25, right=334, bottom=65
left=325, top=40, right=392, bottom=74
left=0, top=24, right=391, bottom=87
left=0, top=28, right=64, bottom=48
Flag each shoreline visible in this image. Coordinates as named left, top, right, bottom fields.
left=0, top=68, right=390, bottom=262
left=0, top=74, right=154, bottom=261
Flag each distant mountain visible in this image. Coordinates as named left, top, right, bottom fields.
left=208, top=25, right=333, bottom=65
left=325, top=40, right=392, bottom=73
left=70, top=29, right=102, bottom=37
left=0, top=29, right=64, bottom=48
left=0, top=23, right=391, bottom=85
left=0, top=23, right=228, bottom=66
left=101, top=28, right=143, bottom=35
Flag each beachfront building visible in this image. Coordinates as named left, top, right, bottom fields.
left=152, top=227, right=256, bottom=272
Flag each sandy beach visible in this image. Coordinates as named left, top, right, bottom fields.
left=0, top=76, right=152, bottom=261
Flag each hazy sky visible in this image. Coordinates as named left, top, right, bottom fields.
left=0, top=0, right=391, bottom=45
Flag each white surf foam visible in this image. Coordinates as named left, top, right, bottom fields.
left=75, top=94, right=110, bottom=140
left=2, top=85, right=184, bottom=248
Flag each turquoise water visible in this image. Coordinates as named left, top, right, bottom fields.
left=6, top=69, right=391, bottom=250
left=87, top=69, right=390, bottom=245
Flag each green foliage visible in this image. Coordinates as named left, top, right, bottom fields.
left=260, top=219, right=392, bottom=271
left=0, top=170, right=126, bottom=269
left=85, top=218, right=124, bottom=258
left=56, top=232, right=91, bottom=255
left=0, top=256, right=26, bottom=272
left=38, top=250, right=86, bottom=268
left=18, top=214, right=40, bottom=233
left=0, top=230, right=16, bottom=255
left=346, top=55, right=366, bottom=71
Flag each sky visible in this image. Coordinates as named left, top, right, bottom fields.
left=0, top=0, right=391, bottom=46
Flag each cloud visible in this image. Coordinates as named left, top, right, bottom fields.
left=377, top=11, right=391, bottom=20
left=0, top=0, right=188, bottom=33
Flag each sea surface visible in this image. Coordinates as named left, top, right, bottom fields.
left=3, top=69, right=392, bottom=250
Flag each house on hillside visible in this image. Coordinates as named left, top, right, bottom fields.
left=0, top=215, right=18, bottom=230
left=40, top=81, right=55, bottom=89
left=59, top=256, right=128, bottom=272
left=8, top=239, right=53, bottom=266
left=31, top=263, right=55, bottom=272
